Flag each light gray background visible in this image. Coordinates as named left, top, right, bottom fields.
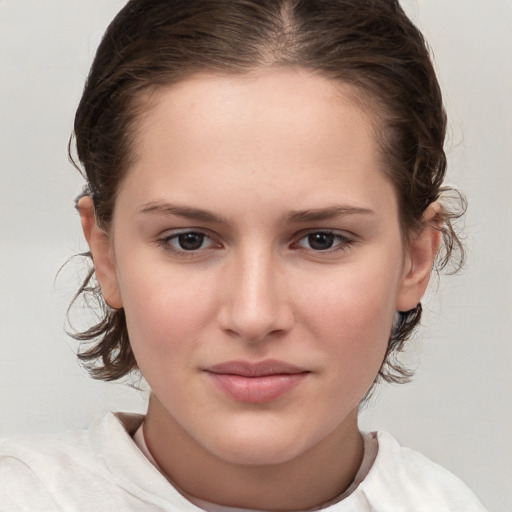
left=1, top=1, right=510, bottom=511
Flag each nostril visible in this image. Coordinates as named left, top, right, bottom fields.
left=219, top=302, right=294, bottom=344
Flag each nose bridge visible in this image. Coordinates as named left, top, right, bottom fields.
left=221, top=242, right=292, bottom=342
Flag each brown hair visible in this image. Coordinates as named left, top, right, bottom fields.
left=69, top=0, right=465, bottom=384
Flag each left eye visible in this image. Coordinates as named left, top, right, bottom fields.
left=295, top=231, right=350, bottom=251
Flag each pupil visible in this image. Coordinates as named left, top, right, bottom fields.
left=178, top=233, right=204, bottom=250
left=308, top=233, right=334, bottom=250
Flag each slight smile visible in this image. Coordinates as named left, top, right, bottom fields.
left=204, top=360, right=311, bottom=404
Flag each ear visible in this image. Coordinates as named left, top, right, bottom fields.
left=396, top=203, right=442, bottom=312
left=77, top=196, right=123, bottom=309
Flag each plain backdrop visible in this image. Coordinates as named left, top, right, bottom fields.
left=1, top=1, right=511, bottom=511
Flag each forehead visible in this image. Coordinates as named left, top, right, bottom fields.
left=117, top=67, right=396, bottom=221
left=136, top=67, right=378, bottom=145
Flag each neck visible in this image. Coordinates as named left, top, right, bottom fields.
left=144, top=394, right=364, bottom=511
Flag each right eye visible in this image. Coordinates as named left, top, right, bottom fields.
left=159, top=231, right=220, bottom=254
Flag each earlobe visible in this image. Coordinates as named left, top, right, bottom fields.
left=396, top=203, right=442, bottom=312
left=77, top=196, right=123, bottom=309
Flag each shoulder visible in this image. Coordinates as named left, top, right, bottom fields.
left=353, top=431, right=487, bottom=512
left=0, top=412, right=141, bottom=475
left=0, top=412, right=152, bottom=511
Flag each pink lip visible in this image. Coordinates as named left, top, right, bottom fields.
left=204, top=360, right=309, bottom=404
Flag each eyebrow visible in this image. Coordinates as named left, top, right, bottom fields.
left=139, top=202, right=228, bottom=224
left=286, top=206, right=375, bottom=223
left=139, top=202, right=375, bottom=224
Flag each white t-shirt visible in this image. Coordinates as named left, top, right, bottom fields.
left=0, top=412, right=487, bottom=512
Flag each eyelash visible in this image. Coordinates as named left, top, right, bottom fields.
left=157, top=229, right=355, bottom=256
left=292, top=230, right=354, bottom=253
left=157, top=230, right=220, bottom=256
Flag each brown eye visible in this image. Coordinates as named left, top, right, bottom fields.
left=160, top=231, right=214, bottom=253
left=159, top=230, right=222, bottom=256
left=294, top=231, right=353, bottom=253
left=307, top=233, right=335, bottom=251
left=176, top=232, right=205, bottom=251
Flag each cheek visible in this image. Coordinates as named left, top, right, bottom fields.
left=297, top=262, right=399, bottom=373
left=118, top=266, right=218, bottom=372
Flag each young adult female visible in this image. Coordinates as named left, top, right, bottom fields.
left=0, top=0, right=488, bottom=510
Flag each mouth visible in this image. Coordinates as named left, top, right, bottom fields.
left=203, top=360, right=310, bottom=403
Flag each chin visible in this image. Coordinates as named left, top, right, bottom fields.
left=211, top=437, right=305, bottom=466
left=200, top=418, right=321, bottom=467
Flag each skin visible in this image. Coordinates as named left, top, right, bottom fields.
left=80, top=67, right=440, bottom=510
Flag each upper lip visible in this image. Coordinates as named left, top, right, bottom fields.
left=205, top=359, right=309, bottom=377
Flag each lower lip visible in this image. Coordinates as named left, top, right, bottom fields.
left=206, top=372, right=308, bottom=403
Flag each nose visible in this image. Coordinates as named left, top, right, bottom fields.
left=218, top=247, right=294, bottom=344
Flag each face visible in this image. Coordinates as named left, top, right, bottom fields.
left=87, top=68, right=433, bottom=467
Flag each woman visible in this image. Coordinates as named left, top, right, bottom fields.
left=0, top=1, right=490, bottom=510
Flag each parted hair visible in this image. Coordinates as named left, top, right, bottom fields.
left=69, top=0, right=465, bottom=383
